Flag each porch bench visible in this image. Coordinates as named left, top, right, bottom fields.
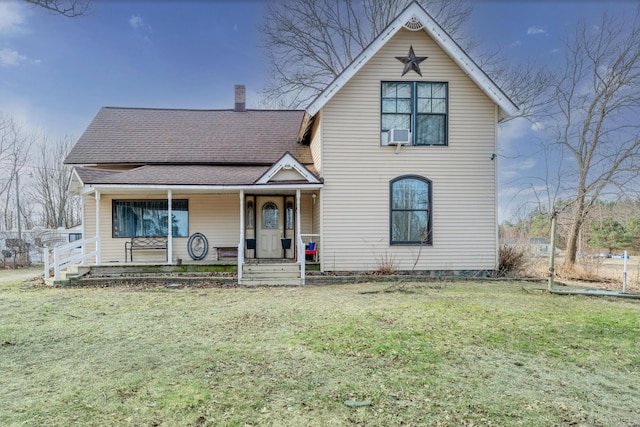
left=214, top=246, right=238, bottom=260
left=125, top=236, right=168, bottom=262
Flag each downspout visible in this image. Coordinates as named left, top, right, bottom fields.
left=494, top=105, right=499, bottom=272
left=167, top=189, right=173, bottom=264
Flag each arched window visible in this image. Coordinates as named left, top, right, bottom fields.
left=390, top=176, right=432, bottom=244
left=262, top=202, right=279, bottom=229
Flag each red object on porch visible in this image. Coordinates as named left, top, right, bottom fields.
left=305, top=242, right=317, bottom=262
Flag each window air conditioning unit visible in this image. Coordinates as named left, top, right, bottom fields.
left=388, top=128, right=410, bottom=145
left=382, top=129, right=411, bottom=153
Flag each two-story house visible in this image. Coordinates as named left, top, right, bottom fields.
left=63, top=2, right=518, bottom=284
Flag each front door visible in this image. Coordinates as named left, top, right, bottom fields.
left=256, top=197, right=284, bottom=258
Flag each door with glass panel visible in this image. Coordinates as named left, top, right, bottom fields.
left=256, top=197, right=284, bottom=258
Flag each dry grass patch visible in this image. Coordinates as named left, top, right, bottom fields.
left=1, top=270, right=639, bottom=426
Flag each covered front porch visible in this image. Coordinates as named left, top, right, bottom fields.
left=48, top=186, right=321, bottom=284
left=58, top=152, right=324, bottom=285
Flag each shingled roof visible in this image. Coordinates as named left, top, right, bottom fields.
left=74, top=165, right=279, bottom=186
left=64, top=107, right=311, bottom=166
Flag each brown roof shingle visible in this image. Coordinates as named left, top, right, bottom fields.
left=75, top=165, right=268, bottom=186
left=74, top=164, right=320, bottom=186
left=65, top=108, right=311, bottom=165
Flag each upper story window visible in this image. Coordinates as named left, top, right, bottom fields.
left=381, top=82, right=448, bottom=146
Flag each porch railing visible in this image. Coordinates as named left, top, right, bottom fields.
left=45, top=236, right=101, bottom=281
left=299, top=233, right=320, bottom=286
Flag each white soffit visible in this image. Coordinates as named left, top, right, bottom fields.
left=67, top=167, right=85, bottom=195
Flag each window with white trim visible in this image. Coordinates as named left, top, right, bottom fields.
left=381, top=82, right=448, bottom=146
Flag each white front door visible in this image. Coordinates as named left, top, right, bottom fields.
left=256, top=197, right=283, bottom=258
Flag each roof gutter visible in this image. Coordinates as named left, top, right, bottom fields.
left=82, top=182, right=324, bottom=193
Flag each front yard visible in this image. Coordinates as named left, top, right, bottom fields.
left=1, top=269, right=639, bottom=426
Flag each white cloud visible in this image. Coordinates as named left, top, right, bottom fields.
left=498, top=117, right=530, bottom=142
left=500, top=157, right=536, bottom=180
left=129, top=15, right=144, bottom=29
left=527, top=26, right=547, bottom=35
left=518, top=158, right=536, bottom=170
left=0, top=47, right=26, bottom=67
left=531, top=122, right=545, bottom=132
left=0, top=1, right=26, bottom=35
left=510, top=40, right=522, bottom=48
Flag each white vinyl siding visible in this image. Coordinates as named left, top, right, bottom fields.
left=82, top=195, right=97, bottom=265
left=319, top=28, right=498, bottom=272
left=309, top=112, right=323, bottom=176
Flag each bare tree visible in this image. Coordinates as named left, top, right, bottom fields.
left=23, top=0, right=90, bottom=17
left=260, top=0, right=473, bottom=108
left=544, top=11, right=640, bottom=268
left=0, top=113, right=34, bottom=231
left=32, top=136, right=80, bottom=229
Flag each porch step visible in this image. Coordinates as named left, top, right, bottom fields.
left=60, top=265, right=90, bottom=280
left=242, top=262, right=301, bottom=286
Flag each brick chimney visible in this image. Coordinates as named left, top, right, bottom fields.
left=234, top=84, right=246, bottom=112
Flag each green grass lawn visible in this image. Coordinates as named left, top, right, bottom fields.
left=1, top=270, right=639, bottom=426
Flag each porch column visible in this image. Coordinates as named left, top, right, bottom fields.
left=238, top=190, right=245, bottom=283
left=167, top=189, right=173, bottom=264
left=95, top=190, right=101, bottom=266
left=296, top=189, right=304, bottom=285
left=80, top=194, right=86, bottom=264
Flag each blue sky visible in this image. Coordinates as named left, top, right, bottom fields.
left=0, top=0, right=637, bottom=221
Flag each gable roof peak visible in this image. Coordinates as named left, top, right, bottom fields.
left=304, top=0, right=518, bottom=122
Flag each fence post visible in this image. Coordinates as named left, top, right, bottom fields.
left=548, top=212, right=557, bottom=291
left=53, top=246, right=60, bottom=281
left=623, top=250, right=628, bottom=293
left=43, top=246, right=49, bottom=278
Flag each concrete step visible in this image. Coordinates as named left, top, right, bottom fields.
left=243, top=272, right=300, bottom=280
left=242, top=262, right=301, bottom=286
left=243, top=263, right=299, bottom=273
left=242, top=277, right=302, bottom=286
left=60, top=265, right=90, bottom=280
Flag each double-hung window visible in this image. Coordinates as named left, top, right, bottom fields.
left=390, top=176, right=432, bottom=245
left=113, top=200, right=189, bottom=238
left=381, top=82, right=448, bottom=146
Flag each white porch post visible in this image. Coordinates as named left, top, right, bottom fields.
left=80, top=194, right=86, bottom=264
left=95, top=190, right=101, bottom=266
left=296, top=189, right=304, bottom=285
left=238, top=190, right=245, bottom=284
left=167, top=190, right=173, bottom=264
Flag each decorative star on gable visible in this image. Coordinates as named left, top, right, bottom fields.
left=395, top=45, right=427, bottom=77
